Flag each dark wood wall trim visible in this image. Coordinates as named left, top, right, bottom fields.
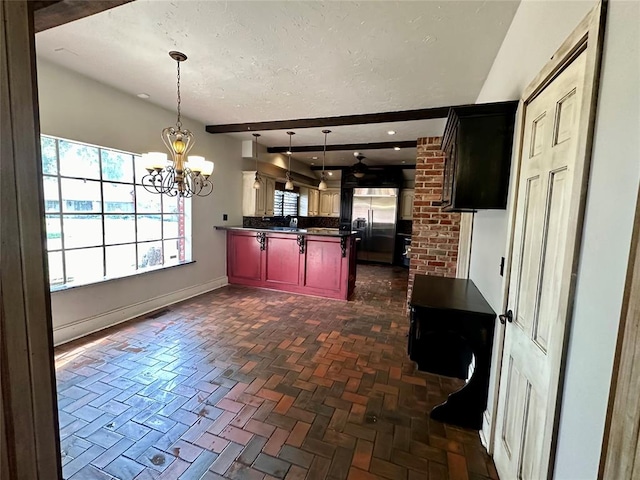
left=32, top=0, right=133, bottom=32
left=310, top=165, right=415, bottom=171
left=1, top=1, right=62, bottom=478
left=206, top=106, right=454, bottom=133
left=267, top=140, right=416, bottom=154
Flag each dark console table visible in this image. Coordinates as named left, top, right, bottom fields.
left=409, top=274, right=496, bottom=430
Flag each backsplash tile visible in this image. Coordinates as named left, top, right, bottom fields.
left=243, top=216, right=340, bottom=229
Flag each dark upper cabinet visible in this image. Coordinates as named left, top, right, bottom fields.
left=441, top=101, right=518, bottom=212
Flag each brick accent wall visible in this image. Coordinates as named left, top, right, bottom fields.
left=407, top=137, right=461, bottom=304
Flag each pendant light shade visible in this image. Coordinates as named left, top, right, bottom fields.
left=319, top=129, right=330, bottom=191
left=252, top=133, right=261, bottom=189
left=285, top=131, right=295, bottom=190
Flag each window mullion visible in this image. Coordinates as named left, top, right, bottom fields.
left=98, top=148, right=106, bottom=279
left=54, top=138, right=67, bottom=284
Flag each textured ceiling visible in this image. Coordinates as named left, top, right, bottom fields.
left=35, top=0, right=520, bottom=166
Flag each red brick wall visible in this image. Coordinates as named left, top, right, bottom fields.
left=407, top=136, right=461, bottom=304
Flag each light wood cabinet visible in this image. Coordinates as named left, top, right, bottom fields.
left=400, top=189, right=414, bottom=220
left=319, top=189, right=341, bottom=217
left=309, top=188, right=320, bottom=216
left=330, top=191, right=340, bottom=217
left=264, top=177, right=275, bottom=216
left=242, top=171, right=275, bottom=217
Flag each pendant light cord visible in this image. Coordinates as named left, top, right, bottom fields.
left=176, top=60, right=182, bottom=130
left=322, top=131, right=327, bottom=174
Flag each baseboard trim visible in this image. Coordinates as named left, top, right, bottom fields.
left=53, top=276, right=228, bottom=346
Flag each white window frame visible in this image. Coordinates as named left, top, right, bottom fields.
left=41, top=135, right=192, bottom=290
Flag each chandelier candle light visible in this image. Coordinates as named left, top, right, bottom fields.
left=252, top=133, right=261, bottom=189
left=318, top=129, right=331, bottom=191
left=285, top=131, right=295, bottom=190
left=142, top=51, right=213, bottom=197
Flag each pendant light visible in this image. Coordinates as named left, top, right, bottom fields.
left=318, top=129, right=331, bottom=191
left=285, top=131, right=295, bottom=190
left=252, top=133, right=261, bottom=189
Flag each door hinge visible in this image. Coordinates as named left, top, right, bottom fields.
left=500, top=256, right=505, bottom=277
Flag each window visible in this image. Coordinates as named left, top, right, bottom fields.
left=274, top=190, right=299, bottom=216
left=41, top=135, right=191, bottom=289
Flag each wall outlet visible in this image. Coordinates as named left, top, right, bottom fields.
left=223, top=214, right=228, bottom=221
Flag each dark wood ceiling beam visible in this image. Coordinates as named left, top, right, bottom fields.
left=32, top=0, right=134, bottom=33
left=310, top=165, right=415, bottom=171
left=267, top=140, right=416, bottom=154
left=205, top=106, right=455, bottom=134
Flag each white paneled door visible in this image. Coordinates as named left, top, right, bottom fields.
left=493, top=50, right=588, bottom=479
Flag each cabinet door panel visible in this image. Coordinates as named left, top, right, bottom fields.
left=331, top=192, right=341, bottom=217
left=229, top=234, right=262, bottom=280
left=319, top=192, right=332, bottom=216
left=265, top=178, right=275, bottom=216
left=304, top=239, right=342, bottom=291
left=265, top=235, right=300, bottom=285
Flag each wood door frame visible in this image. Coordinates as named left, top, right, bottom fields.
left=1, top=1, right=62, bottom=477
left=1, top=1, right=137, bottom=478
left=483, top=2, right=607, bottom=476
left=599, top=186, right=640, bottom=478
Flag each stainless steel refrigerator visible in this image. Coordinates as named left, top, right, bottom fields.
left=351, top=188, right=398, bottom=264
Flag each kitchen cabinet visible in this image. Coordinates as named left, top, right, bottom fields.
left=400, top=189, right=414, bottom=220
left=264, top=177, right=275, bottom=216
left=441, top=101, right=518, bottom=212
left=319, top=189, right=340, bottom=217
left=242, top=171, right=275, bottom=217
left=308, top=188, right=320, bottom=216
left=225, top=229, right=357, bottom=300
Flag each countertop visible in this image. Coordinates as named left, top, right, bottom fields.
left=410, top=275, right=496, bottom=318
left=215, top=226, right=358, bottom=237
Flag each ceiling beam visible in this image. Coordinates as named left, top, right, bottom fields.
left=205, top=105, right=455, bottom=134
left=32, top=0, right=134, bottom=33
left=310, top=165, right=415, bottom=171
left=267, top=140, right=417, bottom=154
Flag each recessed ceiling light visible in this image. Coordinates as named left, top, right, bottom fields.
left=286, top=150, right=292, bottom=155
left=328, top=172, right=333, bottom=176
left=402, top=161, right=406, bottom=164
left=311, top=162, right=315, bottom=165
left=353, top=151, right=360, bottom=157
left=394, top=146, right=401, bottom=151
left=387, top=130, right=396, bottom=135
left=137, top=93, right=150, bottom=99
left=312, top=156, right=318, bottom=160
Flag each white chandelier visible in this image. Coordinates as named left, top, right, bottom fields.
left=142, top=51, right=213, bottom=197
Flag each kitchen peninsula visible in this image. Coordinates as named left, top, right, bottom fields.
left=216, top=227, right=357, bottom=300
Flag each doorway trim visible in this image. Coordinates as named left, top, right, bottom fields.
left=483, top=1, right=607, bottom=476
left=599, top=186, right=640, bottom=478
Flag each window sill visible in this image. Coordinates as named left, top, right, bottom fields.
left=49, top=260, right=196, bottom=293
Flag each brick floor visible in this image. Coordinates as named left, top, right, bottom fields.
left=55, top=265, right=499, bottom=480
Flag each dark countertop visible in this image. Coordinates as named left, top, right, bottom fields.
left=215, top=226, right=358, bottom=237
left=410, top=275, right=496, bottom=318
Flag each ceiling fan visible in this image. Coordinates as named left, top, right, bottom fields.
left=351, top=153, right=368, bottom=178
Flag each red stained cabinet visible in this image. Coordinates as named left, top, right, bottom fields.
left=226, top=230, right=356, bottom=300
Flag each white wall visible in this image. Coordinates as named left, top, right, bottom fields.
left=469, top=1, right=640, bottom=478
left=37, top=59, right=244, bottom=345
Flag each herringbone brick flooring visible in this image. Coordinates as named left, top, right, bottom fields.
left=55, top=265, right=498, bottom=480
